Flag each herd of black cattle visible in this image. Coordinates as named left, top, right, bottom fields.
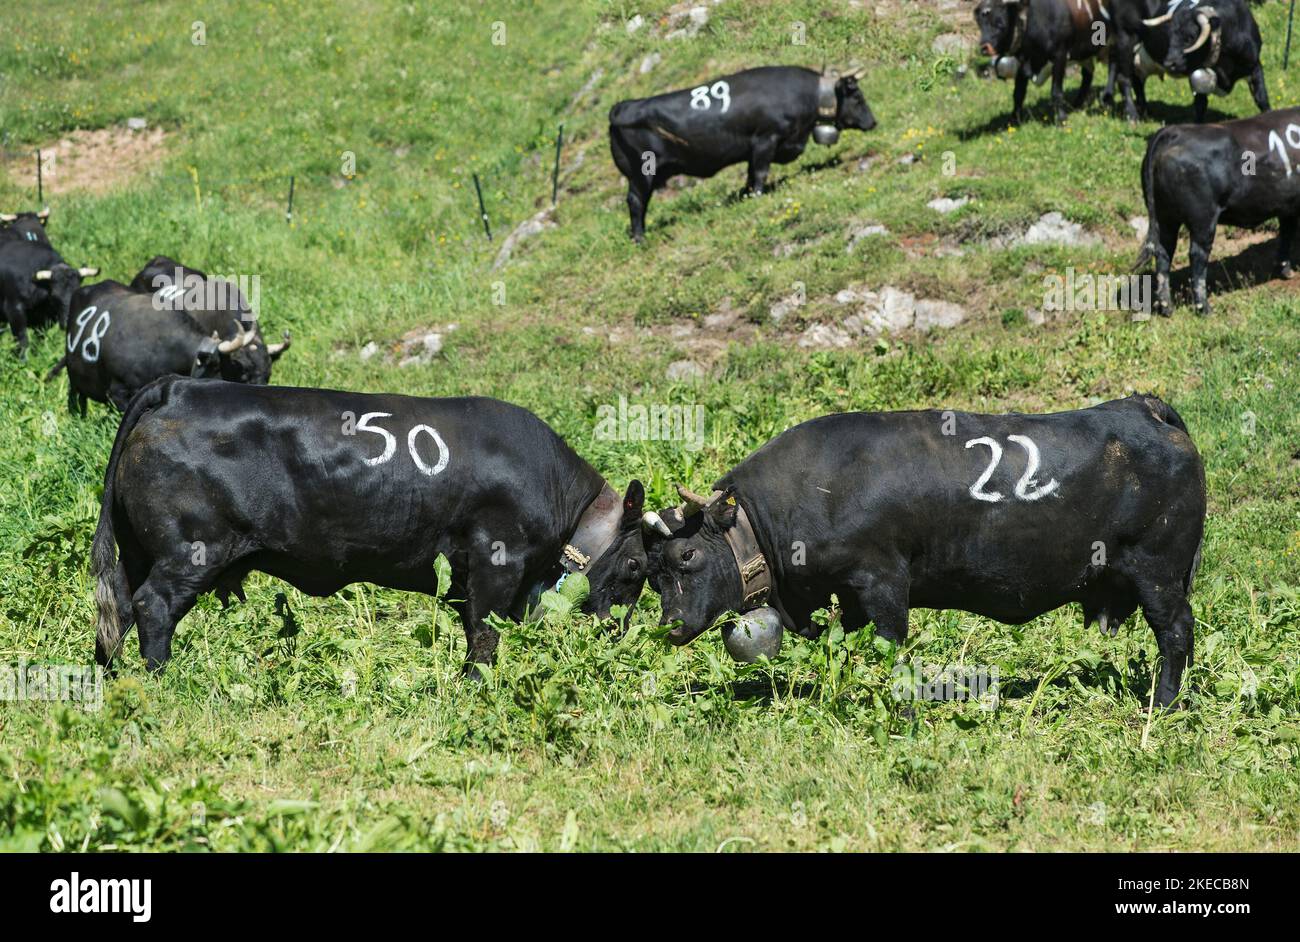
left=6, top=0, right=1296, bottom=709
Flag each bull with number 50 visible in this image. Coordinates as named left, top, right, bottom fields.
left=92, top=376, right=654, bottom=674
left=608, top=66, right=878, bottom=242
left=645, top=395, right=1205, bottom=710
left=1135, top=106, right=1300, bottom=316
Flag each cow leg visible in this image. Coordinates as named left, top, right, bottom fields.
left=4, top=299, right=29, bottom=359
left=132, top=566, right=206, bottom=671
left=626, top=177, right=652, bottom=244
left=1137, top=586, right=1194, bottom=711
left=78, top=393, right=87, bottom=418
left=1073, top=61, right=1095, bottom=110
left=1100, top=58, right=1118, bottom=107
left=457, top=553, right=525, bottom=675
left=746, top=136, right=778, bottom=195
left=1275, top=216, right=1298, bottom=280
left=107, top=382, right=135, bottom=412
left=1132, top=74, right=1149, bottom=121
left=1112, top=36, right=1141, bottom=122
left=1193, top=92, right=1209, bottom=124
left=67, top=379, right=79, bottom=416
left=1188, top=216, right=1218, bottom=317
left=1011, top=69, right=1030, bottom=125
left=1050, top=54, right=1070, bottom=123
left=843, top=571, right=910, bottom=645
left=1152, top=212, right=1180, bottom=316
left=1248, top=64, right=1270, bottom=113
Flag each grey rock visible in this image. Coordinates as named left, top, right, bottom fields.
left=927, top=196, right=970, bottom=214
left=1017, top=211, right=1100, bottom=247
left=666, top=359, right=706, bottom=382
left=798, top=322, right=853, bottom=349
left=913, top=299, right=966, bottom=332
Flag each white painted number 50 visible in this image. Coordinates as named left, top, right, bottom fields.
left=357, top=412, right=450, bottom=475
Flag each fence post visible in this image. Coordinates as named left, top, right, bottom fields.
left=551, top=124, right=564, bottom=208
left=286, top=175, right=295, bottom=225
left=36, top=150, right=42, bottom=204
left=472, top=173, right=492, bottom=240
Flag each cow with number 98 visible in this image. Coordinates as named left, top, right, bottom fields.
left=645, top=395, right=1205, bottom=710
left=1136, top=106, right=1300, bottom=317
left=92, top=376, right=655, bottom=674
left=608, top=66, right=878, bottom=242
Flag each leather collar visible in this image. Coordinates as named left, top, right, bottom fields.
left=723, top=501, right=771, bottom=610
left=560, top=482, right=622, bottom=576
left=817, top=75, right=838, bottom=121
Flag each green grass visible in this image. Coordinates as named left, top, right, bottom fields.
left=1, top=0, right=1298, bottom=851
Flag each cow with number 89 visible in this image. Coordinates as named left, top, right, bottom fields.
left=1135, top=106, right=1300, bottom=316
left=91, top=376, right=655, bottom=674
left=608, top=66, right=878, bottom=242
left=644, top=395, right=1205, bottom=710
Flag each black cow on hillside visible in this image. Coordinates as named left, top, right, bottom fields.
left=1107, top=0, right=1268, bottom=122
left=0, top=238, right=98, bottom=357
left=92, top=377, right=655, bottom=673
left=609, top=66, right=878, bottom=242
left=1136, top=106, right=1300, bottom=316
left=647, top=395, right=1205, bottom=710
left=0, top=208, right=51, bottom=246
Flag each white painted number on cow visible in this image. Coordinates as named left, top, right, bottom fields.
left=356, top=412, right=449, bottom=476
left=68, top=304, right=110, bottom=363
left=1267, top=123, right=1300, bottom=177
left=964, top=435, right=1059, bottom=504
left=690, top=81, right=731, bottom=114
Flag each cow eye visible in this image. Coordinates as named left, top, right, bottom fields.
left=681, top=549, right=696, bottom=564
left=626, top=558, right=641, bottom=574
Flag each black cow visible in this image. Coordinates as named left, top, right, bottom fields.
left=0, top=207, right=51, bottom=246
left=1136, top=106, right=1300, bottom=316
left=648, top=395, right=1205, bottom=709
left=127, top=255, right=288, bottom=385
left=974, top=0, right=1115, bottom=124
left=0, top=239, right=98, bottom=357
left=609, top=66, right=878, bottom=242
left=1107, top=0, right=1268, bottom=123
left=57, top=281, right=269, bottom=414
left=92, top=377, right=654, bottom=672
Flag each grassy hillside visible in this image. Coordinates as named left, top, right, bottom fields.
left=0, top=0, right=1297, bottom=851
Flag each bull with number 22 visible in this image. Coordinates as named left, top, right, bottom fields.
left=92, top=377, right=655, bottom=673
left=647, top=395, right=1205, bottom=710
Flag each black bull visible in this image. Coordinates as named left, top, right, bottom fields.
left=92, top=377, right=651, bottom=672
left=1136, top=106, right=1300, bottom=316
left=608, top=66, right=877, bottom=242
left=650, top=395, right=1205, bottom=709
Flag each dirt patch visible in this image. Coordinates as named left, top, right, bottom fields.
left=5, top=125, right=168, bottom=196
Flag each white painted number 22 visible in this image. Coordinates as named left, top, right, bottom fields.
left=356, top=411, right=449, bottom=476
left=964, top=434, right=1059, bottom=503
left=690, top=81, right=731, bottom=113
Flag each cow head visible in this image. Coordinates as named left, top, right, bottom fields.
left=651, top=485, right=747, bottom=645
left=1, top=208, right=50, bottom=243
left=193, top=321, right=265, bottom=379
left=1161, top=5, right=1221, bottom=75
left=579, top=480, right=653, bottom=624
left=32, top=263, right=98, bottom=328
left=834, top=74, right=877, bottom=132
left=974, top=0, right=1023, bottom=58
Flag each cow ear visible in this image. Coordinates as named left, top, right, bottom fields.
left=709, top=485, right=739, bottom=527
left=622, top=479, right=645, bottom=520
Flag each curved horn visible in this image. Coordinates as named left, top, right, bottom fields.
left=0, top=213, right=16, bottom=222
left=1184, top=12, right=1211, bottom=54
left=1142, top=11, right=1174, bottom=26
left=33, top=270, right=52, bottom=282
left=266, top=329, right=291, bottom=357
left=676, top=484, right=724, bottom=516
left=78, top=266, right=99, bottom=278
left=642, top=511, right=673, bottom=537
left=216, top=320, right=255, bottom=354
left=37, top=207, right=50, bottom=221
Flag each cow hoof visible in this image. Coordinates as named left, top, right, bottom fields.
left=1194, top=304, right=1211, bottom=318
left=1154, top=302, right=1172, bottom=318
left=1276, top=263, right=1294, bottom=281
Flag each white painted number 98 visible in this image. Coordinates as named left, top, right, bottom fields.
left=356, top=411, right=450, bottom=476
left=68, top=304, right=111, bottom=363
left=689, top=80, right=731, bottom=113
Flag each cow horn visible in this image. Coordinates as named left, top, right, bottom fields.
left=1184, top=12, right=1212, bottom=53
left=37, top=207, right=50, bottom=222
left=642, top=511, right=673, bottom=537
left=78, top=266, right=99, bottom=278
left=676, top=484, right=725, bottom=516
left=846, top=65, right=866, bottom=78
left=266, top=330, right=291, bottom=357
left=1142, top=11, right=1174, bottom=26
left=217, top=320, right=255, bottom=354
left=33, top=270, right=52, bottom=282
left=0, top=213, right=16, bottom=222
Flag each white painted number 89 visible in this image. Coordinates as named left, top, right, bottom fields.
left=356, top=411, right=449, bottom=476
left=690, top=80, right=731, bottom=113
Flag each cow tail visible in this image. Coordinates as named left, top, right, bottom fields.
left=44, top=355, right=66, bottom=381
left=93, top=377, right=172, bottom=666
left=1133, top=130, right=1165, bottom=272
